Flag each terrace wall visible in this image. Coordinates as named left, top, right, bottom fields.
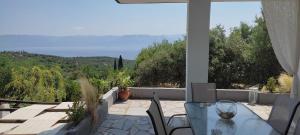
left=129, top=87, right=288, bottom=105
left=63, top=87, right=119, bottom=135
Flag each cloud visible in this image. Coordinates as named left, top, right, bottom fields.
left=72, top=26, right=85, bottom=31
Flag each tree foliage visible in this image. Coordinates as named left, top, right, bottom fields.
left=3, top=66, right=66, bottom=102
left=0, top=51, right=133, bottom=101
left=135, top=40, right=186, bottom=87
left=135, top=16, right=283, bottom=88
left=118, top=55, right=123, bottom=70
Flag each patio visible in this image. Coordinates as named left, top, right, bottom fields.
left=94, top=99, right=272, bottom=135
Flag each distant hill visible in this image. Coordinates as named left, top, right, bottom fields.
left=0, top=51, right=135, bottom=77
left=0, top=35, right=184, bottom=59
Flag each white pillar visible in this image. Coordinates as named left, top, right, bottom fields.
left=186, top=0, right=211, bottom=102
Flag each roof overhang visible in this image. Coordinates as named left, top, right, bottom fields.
left=116, top=0, right=260, bottom=4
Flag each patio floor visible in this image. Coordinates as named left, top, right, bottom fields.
left=94, top=100, right=272, bottom=135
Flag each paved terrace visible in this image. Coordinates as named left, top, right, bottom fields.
left=94, top=100, right=272, bottom=135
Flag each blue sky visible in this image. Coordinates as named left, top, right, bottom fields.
left=0, top=0, right=262, bottom=36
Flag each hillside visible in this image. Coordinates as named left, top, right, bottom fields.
left=0, top=51, right=135, bottom=78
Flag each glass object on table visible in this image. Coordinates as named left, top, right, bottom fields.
left=212, top=119, right=236, bottom=135
left=248, top=85, right=259, bottom=105
left=216, top=100, right=237, bottom=119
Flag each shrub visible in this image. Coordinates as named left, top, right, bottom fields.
left=66, top=100, right=86, bottom=126
left=65, top=80, right=81, bottom=101
left=90, top=78, right=110, bottom=94
left=278, top=73, right=293, bottom=93
left=265, top=77, right=276, bottom=93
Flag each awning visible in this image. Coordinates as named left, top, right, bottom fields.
left=116, top=0, right=260, bottom=4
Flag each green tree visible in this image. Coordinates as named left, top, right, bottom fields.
left=0, top=66, right=12, bottom=97
left=247, top=16, right=283, bottom=85
left=4, top=66, right=66, bottom=102
left=118, top=55, right=123, bottom=70
left=113, top=58, right=117, bottom=71
left=5, top=67, right=33, bottom=100
left=135, top=39, right=186, bottom=87
left=65, top=80, right=81, bottom=101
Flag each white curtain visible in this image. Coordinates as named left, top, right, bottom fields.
left=262, top=0, right=300, bottom=99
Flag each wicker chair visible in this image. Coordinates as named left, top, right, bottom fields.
left=152, top=93, right=189, bottom=127
left=147, top=100, right=193, bottom=135
left=267, top=95, right=299, bottom=134
left=191, top=83, right=216, bottom=103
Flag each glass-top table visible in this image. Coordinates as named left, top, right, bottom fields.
left=184, top=103, right=280, bottom=135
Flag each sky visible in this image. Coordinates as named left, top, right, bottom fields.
left=0, top=0, right=262, bottom=36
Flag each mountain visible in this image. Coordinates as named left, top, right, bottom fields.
left=0, top=35, right=184, bottom=60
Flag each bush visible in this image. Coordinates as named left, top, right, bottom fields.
left=65, top=80, right=81, bottom=101
left=278, top=73, right=293, bottom=93
left=90, top=78, right=110, bottom=94
left=265, top=77, right=277, bottom=93
left=66, top=100, right=86, bottom=126
left=135, top=40, right=186, bottom=87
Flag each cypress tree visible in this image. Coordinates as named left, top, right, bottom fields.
left=118, top=55, right=123, bottom=70
left=113, top=58, right=117, bottom=70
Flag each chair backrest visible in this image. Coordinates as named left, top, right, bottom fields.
left=191, top=83, right=216, bottom=103
left=147, top=100, right=168, bottom=135
left=268, top=95, right=299, bottom=134
left=294, top=117, right=300, bottom=135
left=153, top=93, right=167, bottom=124
left=286, top=101, right=300, bottom=135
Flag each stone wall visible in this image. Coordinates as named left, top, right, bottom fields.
left=60, top=87, right=119, bottom=135
left=129, top=87, right=287, bottom=105
left=130, top=87, right=185, bottom=100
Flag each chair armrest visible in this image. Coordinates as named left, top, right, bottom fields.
left=169, top=126, right=192, bottom=135
left=167, top=114, right=187, bottom=125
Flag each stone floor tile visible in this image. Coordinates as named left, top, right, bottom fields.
left=107, top=128, right=129, bottom=135
left=122, top=120, right=134, bottom=130
left=129, top=126, right=139, bottom=135
left=111, top=119, right=125, bottom=129
left=135, top=131, right=154, bottom=135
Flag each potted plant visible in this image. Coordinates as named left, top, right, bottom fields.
left=116, top=71, right=134, bottom=101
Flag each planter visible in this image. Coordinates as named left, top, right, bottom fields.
left=55, top=88, right=118, bottom=135
left=118, top=89, right=130, bottom=101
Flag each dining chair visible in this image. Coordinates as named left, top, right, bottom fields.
left=191, top=83, right=216, bottom=103
left=152, top=92, right=189, bottom=127
left=294, top=119, right=300, bottom=135
left=285, top=100, right=300, bottom=135
left=147, top=99, right=193, bottom=135
left=267, top=95, right=299, bottom=135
